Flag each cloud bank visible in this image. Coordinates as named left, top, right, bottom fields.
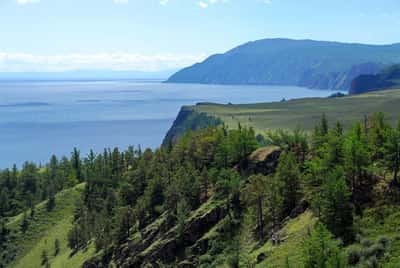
left=16, top=0, right=40, bottom=5
left=0, top=52, right=207, bottom=72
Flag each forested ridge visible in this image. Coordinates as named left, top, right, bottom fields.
left=2, top=113, right=400, bottom=267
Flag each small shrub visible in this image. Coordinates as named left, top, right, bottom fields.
left=209, top=239, right=225, bottom=256
left=377, top=235, right=390, bottom=248
left=347, top=246, right=361, bottom=265
left=226, top=253, right=239, bottom=268
left=368, top=243, right=385, bottom=258
left=364, top=255, right=379, bottom=268
left=360, top=242, right=385, bottom=260
left=199, top=254, right=213, bottom=267
left=361, top=238, right=374, bottom=248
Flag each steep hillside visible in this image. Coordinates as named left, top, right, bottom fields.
left=164, top=88, right=400, bottom=144
left=3, top=183, right=96, bottom=268
left=350, top=64, right=400, bottom=94
left=166, top=38, right=400, bottom=90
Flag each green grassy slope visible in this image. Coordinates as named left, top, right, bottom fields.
left=251, top=211, right=316, bottom=267
left=188, top=89, right=400, bottom=133
left=6, top=183, right=96, bottom=268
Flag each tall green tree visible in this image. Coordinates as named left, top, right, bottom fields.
left=71, top=148, right=83, bottom=182
left=302, top=223, right=347, bottom=268
left=275, top=152, right=301, bottom=217
left=320, top=169, right=354, bottom=244
left=243, top=174, right=268, bottom=240
left=383, top=121, right=400, bottom=185
left=344, top=122, right=370, bottom=199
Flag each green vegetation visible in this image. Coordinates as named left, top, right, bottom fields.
left=2, top=184, right=96, bottom=268
left=178, top=88, right=400, bottom=134
left=3, top=98, right=400, bottom=267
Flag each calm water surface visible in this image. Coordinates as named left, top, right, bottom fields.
left=0, top=80, right=334, bottom=167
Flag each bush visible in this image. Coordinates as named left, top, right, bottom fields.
left=377, top=235, right=390, bottom=248
left=209, top=239, right=225, bottom=256
left=226, top=253, right=239, bottom=268
left=364, top=255, right=379, bottom=268
left=368, top=243, right=385, bottom=258
left=199, top=254, right=213, bottom=267
left=347, top=246, right=361, bottom=265
left=361, top=238, right=374, bottom=248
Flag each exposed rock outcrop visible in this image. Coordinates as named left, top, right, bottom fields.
left=247, top=146, right=282, bottom=175
left=95, top=199, right=228, bottom=268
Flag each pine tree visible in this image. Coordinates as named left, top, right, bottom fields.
left=115, top=206, right=135, bottom=243
left=176, top=199, right=190, bottom=240
left=302, top=223, right=347, bottom=268
left=200, top=167, right=209, bottom=202
left=46, top=186, right=56, bottom=212
left=275, top=152, right=301, bottom=217
left=71, top=148, right=83, bottom=182
left=243, top=174, right=268, bottom=240
left=383, top=121, right=400, bottom=185
left=320, top=168, right=354, bottom=244
left=344, top=122, right=370, bottom=200
left=0, top=189, right=9, bottom=217
left=20, top=212, right=29, bottom=233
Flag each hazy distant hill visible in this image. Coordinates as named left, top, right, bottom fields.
left=166, top=38, right=400, bottom=91
left=350, top=64, right=400, bottom=95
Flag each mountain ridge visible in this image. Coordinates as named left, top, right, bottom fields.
left=166, top=38, right=400, bottom=91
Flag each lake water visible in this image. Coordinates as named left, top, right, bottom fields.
left=0, top=80, right=334, bottom=168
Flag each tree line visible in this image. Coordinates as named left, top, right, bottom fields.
left=1, top=112, right=400, bottom=267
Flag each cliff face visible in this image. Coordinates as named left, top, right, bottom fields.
left=162, top=106, right=222, bottom=146
left=166, top=39, right=400, bottom=91
left=349, top=64, right=400, bottom=95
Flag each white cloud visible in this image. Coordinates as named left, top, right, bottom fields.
left=0, top=52, right=208, bottom=72
left=16, top=0, right=40, bottom=5
left=197, top=0, right=229, bottom=8
left=159, top=0, right=169, bottom=6
left=198, top=1, right=208, bottom=8
left=113, top=0, right=129, bottom=4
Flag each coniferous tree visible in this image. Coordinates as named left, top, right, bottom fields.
left=71, top=148, right=83, bottom=182
left=20, top=212, right=29, bottom=233
left=275, top=151, right=301, bottom=217
left=320, top=169, right=354, bottom=244
left=200, top=167, right=209, bottom=202
left=302, top=223, right=347, bottom=268
left=46, top=186, right=56, bottom=212
left=176, top=199, right=190, bottom=240
left=115, top=206, right=135, bottom=243
left=344, top=122, right=370, bottom=200
left=0, top=189, right=9, bottom=217
left=383, top=121, right=400, bottom=185
left=243, top=174, right=268, bottom=240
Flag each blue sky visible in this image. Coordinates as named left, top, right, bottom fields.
left=0, top=0, right=399, bottom=72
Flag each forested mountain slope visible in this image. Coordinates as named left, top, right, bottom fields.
left=1, top=184, right=96, bottom=268
left=167, top=39, right=400, bottom=91
left=3, top=92, right=400, bottom=267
